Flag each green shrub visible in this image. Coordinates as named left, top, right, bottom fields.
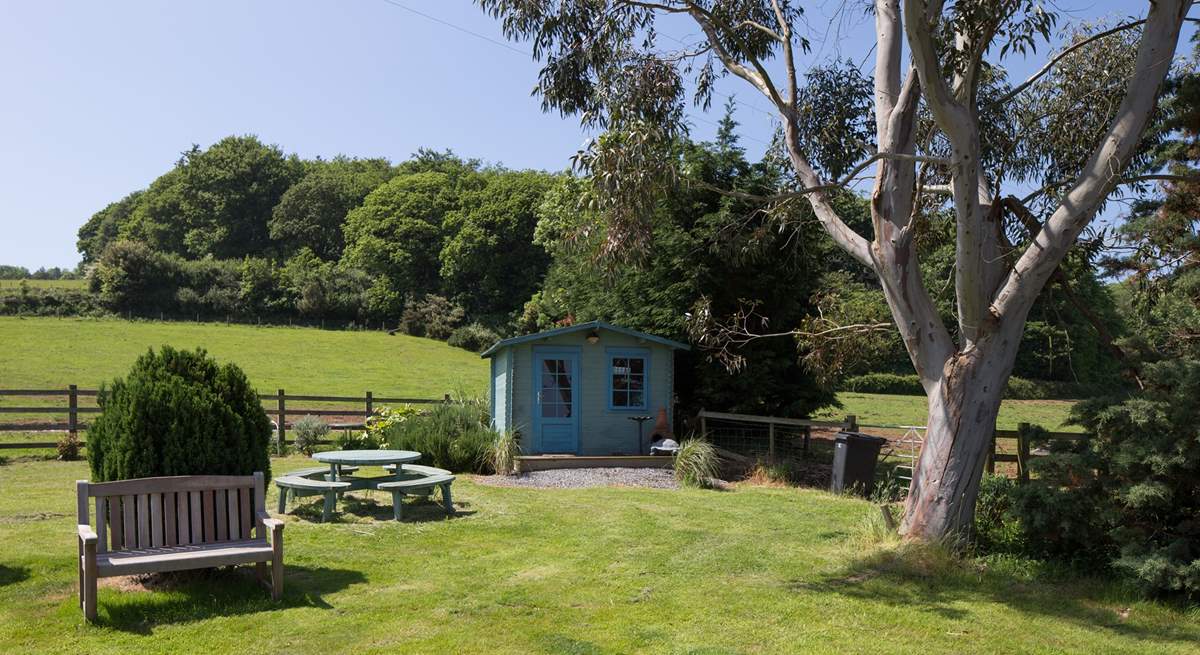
left=381, top=401, right=497, bottom=473
left=674, top=439, right=719, bottom=488
left=399, top=294, right=464, bottom=340
left=86, top=346, right=272, bottom=481
left=292, top=415, right=330, bottom=455
left=841, top=373, right=923, bottom=395
left=972, top=474, right=1026, bottom=554
left=448, top=322, right=502, bottom=352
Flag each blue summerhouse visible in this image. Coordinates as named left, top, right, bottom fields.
left=481, top=321, right=690, bottom=456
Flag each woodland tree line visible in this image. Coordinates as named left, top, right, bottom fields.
left=2, top=101, right=1130, bottom=416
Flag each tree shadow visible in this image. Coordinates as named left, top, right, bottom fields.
left=98, top=564, right=366, bottom=634
left=286, top=493, right=475, bottom=524
left=788, top=544, right=1200, bottom=646
left=0, top=564, right=30, bottom=587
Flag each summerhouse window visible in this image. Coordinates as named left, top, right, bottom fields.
left=608, top=349, right=648, bottom=410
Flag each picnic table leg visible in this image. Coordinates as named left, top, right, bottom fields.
left=391, top=490, right=404, bottom=521
left=441, top=483, right=454, bottom=515
left=322, top=491, right=336, bottom=523
left=277, top=488, right=288, bottom=514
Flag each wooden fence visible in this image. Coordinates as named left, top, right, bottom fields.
left=698, top=409, right=1087, bottom=482
left=0, top=387, right=451, bottom=450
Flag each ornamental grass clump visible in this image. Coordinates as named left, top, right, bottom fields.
left=674, top=438, right=719, bottom=488
left=490, top=430, right=520, bottom=476
left=86, top=346, right=272, bottom=481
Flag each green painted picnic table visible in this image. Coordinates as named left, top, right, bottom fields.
left=312, top=449, right=421, bottom=482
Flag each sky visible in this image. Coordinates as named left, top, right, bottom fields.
left=0, top=0, right=1181, bottom=270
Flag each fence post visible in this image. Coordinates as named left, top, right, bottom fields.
left=443, top=393, right=451, bottom=403
left=845, top=414, right=858, bottom=432
left=768, top=422, right=776, bottom=461
left=68, top=384, right=78, bottom=438
left=699, top=410, right=708, bottom=440
left=365, top=391, right=373, bottom=419
left=985, top=431, right=996, bottom=475
left=276, top=389, right=286, bottom=455
left=803, top=425, right=811, bottom=458
left=1017, top=422, right=1031, bottom=483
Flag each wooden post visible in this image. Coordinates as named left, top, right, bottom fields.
left=699, top=410, right=708, bottom=440
left=985, top=431, right=996, bottom=475
left=802, top=425, right=811, bottom=458
left=68, top=384, right=78, bottom=438
left=365, top=391, right=374, bottom=418
left=1017, top=422, right=1031, bottom=484
left=276, top=389, right=286, bottom=455
left=768, top=422, right=776, bottom=461
left=443, top=393, right=451, bottom=403
left=845, top=415, right=858, bottom=432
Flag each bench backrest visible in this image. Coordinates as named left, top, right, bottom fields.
left=76, top=473, right=266, bottom=553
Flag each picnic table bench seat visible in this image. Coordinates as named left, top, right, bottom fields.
left=287, top=465, right=359, bottom=479
left=375, top=474, right=456, bottom=521
left=75, top=473, right=283, bottom=621
left=273, top=475, right=352, bottom=522
left=382, top=463, right=451, bottom=477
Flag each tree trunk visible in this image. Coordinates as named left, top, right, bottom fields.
left=900, top=332, right=1019, bottom=540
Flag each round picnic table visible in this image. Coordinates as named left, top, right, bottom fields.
left=312, top=449, right=420, bottom=481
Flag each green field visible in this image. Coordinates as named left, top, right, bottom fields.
left=0, top=455, right=1195, bottom=654
left=0, top=278, right=87, bottom=290
left=820, top=392, right=1080, bottom=432
left=0, top=316, right=488, bottom=398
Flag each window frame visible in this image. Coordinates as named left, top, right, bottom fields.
left=606, top=347, right=650, bottom=411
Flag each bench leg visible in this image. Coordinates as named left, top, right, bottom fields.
left=77, top=542, right=84, bottom=609
left=271, top=549, right=283, bottom=602
left=255, top=561, right=267, bottom=587
left=322, top=491, right=336, bottom=523
left=82, top=544, right=97, bottom=621
left=441, top=484, right=454, bottom=515
left=391, top=491, right=404, bottom=521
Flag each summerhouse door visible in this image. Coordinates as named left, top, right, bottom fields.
left=533, top=349, right=580, bottom=453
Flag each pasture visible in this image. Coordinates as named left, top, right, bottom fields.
left=1, top=455, right=1196, bottom=654
left=0, top=278, right=87, bottom=290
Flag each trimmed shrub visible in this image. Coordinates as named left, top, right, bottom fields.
left=292, top=415, right=329, bottom=455
left=381, top=401, right=497, bottom=473
left=674, top=439, right=719, bottom=488
left=842, top=373, right=923, bottom=395
left=86, top=346, right=272, bottom=481
left=447, top=322, right=501, bottom=353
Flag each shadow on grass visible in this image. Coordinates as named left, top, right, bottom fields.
left=789, top=544, right=1200, bottom=647
left=0, top=564, right=30, bottom=587
left=99, top=564, right=365, bottom=633
left=286, top=492, right=475, bottom=524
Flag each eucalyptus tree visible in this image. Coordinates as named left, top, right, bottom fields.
left=476, top=0, right=1193, bottom=540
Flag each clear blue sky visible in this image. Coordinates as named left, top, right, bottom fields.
left=0, top=0, right=1175, bottom=269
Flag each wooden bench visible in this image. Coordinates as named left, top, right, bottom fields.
left=75, top=472, right=283, bottom=621
left=274, top=476, right=352, bottom=522
left=375, top=474, right=455, bottom=521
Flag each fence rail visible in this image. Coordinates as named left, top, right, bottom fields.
left=0, top=387, right=452, bottom=450
left=697, top=409, right=858, bottom=459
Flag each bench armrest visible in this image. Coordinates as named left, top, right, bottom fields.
left=257, top=511, right=285, bottom=540
left=77, top=524, right=98, bottom=546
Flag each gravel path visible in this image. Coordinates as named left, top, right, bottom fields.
left=477, top=467, right=680, bottom=489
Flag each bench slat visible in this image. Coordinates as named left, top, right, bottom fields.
left=85, top=475, right=258, bottom=497
left=122, top=495, right=136, bottom=549
left=376, top=475, right=455, bottom=490
left=163, top=492, right=177, bottom=547
left=189, top=491, right=202, bottom=545
left=238, top=487, right=252, bottom=540
left=201, top=491, right=215, bottom=542
left=95, top=497, right=107, bottom=554
left=176, top=492, right=190, bottom=545
left=226, top=489, right=239, bottom=541
left=150, top=493, right=164, bottom=547
left=136, top=495, right=150, bottom=548
left=108, top=497, right=123, bottom=551
left=214, top=490, right=228, bottom=542
left=254, top=477, right=265, bottom=540
left=274, top=476, right=352, bottom=490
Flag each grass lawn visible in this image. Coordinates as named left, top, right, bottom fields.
left=819, top=392, right=1080, bottom=432
left=0, top=279, right=87, bottom=290
left=0, top=316, right=488, bottom=398
left=0, top=456, right=1196, bottom=654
